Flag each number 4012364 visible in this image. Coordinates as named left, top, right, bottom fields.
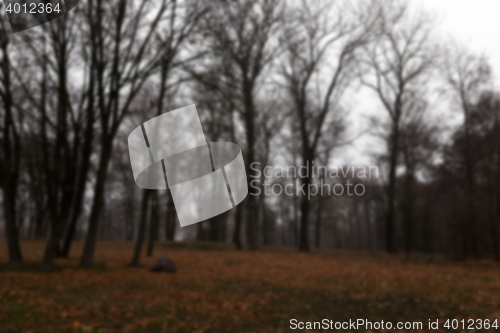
left=444, top=319, right=498, bottom=330
left=5, top=2, right=61, bottom=14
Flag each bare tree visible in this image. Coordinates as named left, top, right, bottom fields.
left=80, top=0, right=204, bottom=268
left=0, top=15, right=23, bottom=264
left=280, top=0, right=373, bottom=251
left=254, top=97, right=287, bottom=246
left=359, top=1, right=436, bottom=252
left=188, top=0, right=283, bottom=250
left=399, top=98, right=440, bottom=258
left=313, top=120, right=347, bottom=248
left=441, top=44, right=491, bottom=258
left=475, top=93, right=500, bottom=261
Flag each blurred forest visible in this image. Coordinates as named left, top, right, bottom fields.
left=1, top=0, right=500, bottom=270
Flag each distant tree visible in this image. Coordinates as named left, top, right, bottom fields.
left=472, top=93, right=500, bottom=261
left=280, top=0, right=374, bottom=251
left=441, top=45, right=491, bottom=258
left=440, top=91, right=500, bottom=260
left=359, top=1, right=436, bottom=252
left=254, top=99, right=287, bottom=246
left=188, top=0, right=284, bottom=250
left=0, top=15, right=23, bottom=264
left=398, top=98, right=440, bottom=258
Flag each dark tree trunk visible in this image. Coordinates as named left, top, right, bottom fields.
left=146, top=192, right=159, bottom=257
left=196, top=223, right=205, bottom=241
left=315, top=195, right=324, bottom=248
left=60, top=80, right=95, bottom=257
left=233, top=204, right=243, bottom=250
left=243, top=80, right=258, bottom=251
left=299, top=153, right=312, bottom=252
left=299, top=179, right=311, bottom=251
left=423, top=194, right=432, bottom=254
left=463, top=105, right=479, bottom=259
left=80, top=141, right=112, bottom=268
left=3, top=188, right=23, bottom=264
left=0, top=34, right=23, bottom=264
left=165, top=191, right=176, bottom=241
left=489, top=164, right=500, bottom=261
left=403, top=169, right=414, bottom=260
left=131, top=190, right=151, bottom=266
left=261, top=200, right=268, bottom=246
left=386, top=122, right=400, bottom=253
left=293, top=182, right=299, bottom=247
left=364, top=199, right=373, bottom=252
left=209, top=214, right=226, bottom=242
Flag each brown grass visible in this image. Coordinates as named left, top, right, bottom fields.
left=0, top=241, right=499, bottom=332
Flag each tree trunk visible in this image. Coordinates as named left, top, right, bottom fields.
left=386, top=122, right=400, bottom=253
left=80, top=141, right=112, bottom=268
left=165, top=190, right=177, bottom=241
left=243, top=79, right=258, bottom=251
left=131, top=190, right=151, bottom=266
left=293, top=181, right=299, bottom=247
left=261, top=200, right=268, bottom=246
left=3, top=190, right=23, bottom=264
left=146, top=192, right=159, bottom=257
left=463, top=106, right=479, bottom=259
left=1, top=36, right=23, bottom=265
left=299, top=150, right=312, bottom=252
left=314, top=195, right=324, bottom=248
left=60, top=83, right=95, bottom=257
left=364, top=199, right=373, bottom=252
left=196, top=223, right=205, bottom=241
left=299, top=177, right=311, bottom=252
left=233, top=204, right=243, bottom=250
left=489, top=165, right=500, bottom=261
left=403, top=169, right=414, bottom=260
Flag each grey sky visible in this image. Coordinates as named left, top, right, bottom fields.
left=340, top=0, right=500, bottom=167
left=418, top=0, right=500, bottom=78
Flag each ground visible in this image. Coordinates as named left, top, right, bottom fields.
left=0, top=242, right=499, bottom=332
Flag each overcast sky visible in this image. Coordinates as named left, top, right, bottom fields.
left=339, top=0, right=500, bottom=167
left=418, top=0, right=500, bottom=76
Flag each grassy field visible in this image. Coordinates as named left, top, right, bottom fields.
left=0, top=242, right=499, bottom=332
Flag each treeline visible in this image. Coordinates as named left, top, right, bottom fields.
left=0, top=0, right=498, bottom=269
